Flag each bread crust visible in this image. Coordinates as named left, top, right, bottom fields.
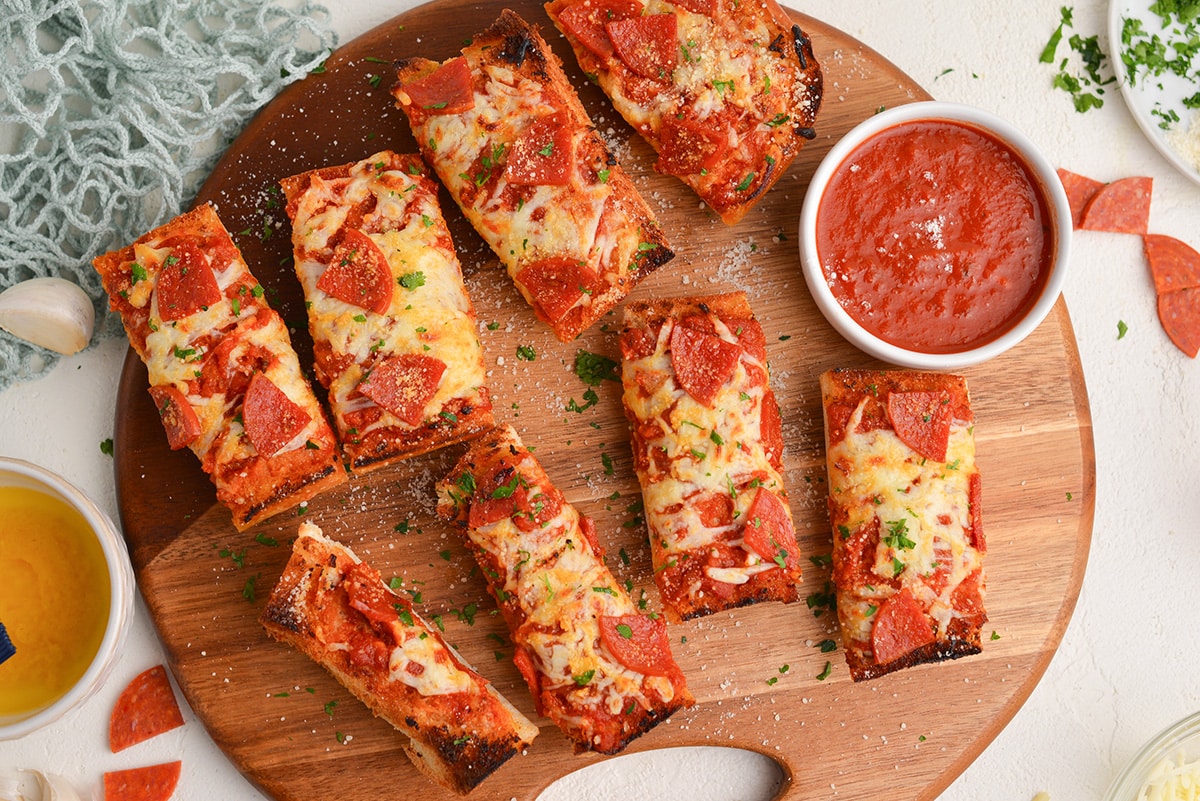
left=620, top=292, right=801, bottom=621
left=819, top=368, right=986, bottom=682
left=260, top=523, right=538, bottom=794
left=93, top=203, right=347, bottom=531
left=545, top=0, right=823, bottom=224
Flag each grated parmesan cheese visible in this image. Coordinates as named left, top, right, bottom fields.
left=1167, top=111, right=1200, bottom=175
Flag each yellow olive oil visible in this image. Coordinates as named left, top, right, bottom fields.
left=0, top=485, right=111, bottom=717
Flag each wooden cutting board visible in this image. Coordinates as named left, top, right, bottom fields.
left=112, top=1, right=1096, bottom=800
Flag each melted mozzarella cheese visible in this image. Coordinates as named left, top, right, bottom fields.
left=289, top=157, right=486, bottom=432
left=415, top=62, right=628, bottom=292
left=623, top=318, right=788, bottom=568
left=135, top=232, right=320, bottom=462
left=460, top=453, right=677, bottom=713
left=827, top=398, right=983, bottom=643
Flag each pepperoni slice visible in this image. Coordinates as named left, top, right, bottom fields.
left=1080, top=175, right=1153, bottom=235
left=156, top=241, right=222, bottom=322
left=885, top=390, right=952, bottom=462
left=760, top=389, right=784, bottom=470
left=692, top=491, right=733, bottom=527
left=358, top=353, right=446, bottom=426
left=512, top=645, right=543, bottom=713
left=147, top=385, right=201, bottom=451
left=740, top=488, right=799, bottom=572
left=516, top=256, right=596, bottom=323
left=606, top=13, right=678, bottom=81
left=505, top=111, right=575, bottom=186
left=598, top=613, right=675, bottom=676
left=1056, top=168, right=1104, bottom=230
left=344, top=562, right=407, bottom=629
left=1158, top=287, right=1200, bottom=358
left=399, top=56, right=475, bottom=114
left=103, top=761, right=182, bottom=801
left=578, top=515, right=603, bottom=555
left=1144, top=233, right=1200, bottom=294
left=674, top=0, right=717, bottom=14
left=669, top=324, right=740, bottom=407
left=968, top=471, right=986, bottom=553
left=620, top=324, right=658, bottom=361
left=871, top=588, right=935, bottom=665
left=242, top=373, right=312, bottom=457
left=317, top=229, right=393, bottom=315
left=656, top=116, right=728, bottom=177
left=109, top=665, right=185, bottom=753
left=556, top=0, right=643, bottom=60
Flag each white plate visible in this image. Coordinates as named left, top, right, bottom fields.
left=1109, top=0, right=1200, bottom=186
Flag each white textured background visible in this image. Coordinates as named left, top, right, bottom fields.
left=4, top=2, right=1200, bottom=800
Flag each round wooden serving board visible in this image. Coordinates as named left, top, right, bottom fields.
left=112, top=2, right=1096, bottom=800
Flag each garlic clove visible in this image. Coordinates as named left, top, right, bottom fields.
left=0, top=769, right=84, bottom=801
left=0, top=278, right=96, bottom=355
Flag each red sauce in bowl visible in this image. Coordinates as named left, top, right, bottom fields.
left=815, top=119, right=1054, bottom=353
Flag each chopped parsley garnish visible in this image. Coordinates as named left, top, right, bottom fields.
left=516, top=344, right=536, bottom=361
left=1118, top=319, right=1129, bottom=339
left=573, top=670, right=595, bottom=686
left=398, top=271, right=426, bottom=290
left=1041, top=6, right=1114, bottom=112
left=816, top=661, right=833, bottom=681
left=616, top=623, right=633, bottom=639
left=574, top=349, right=621, bottom=385
left=99, top=438, right=114, bottom=456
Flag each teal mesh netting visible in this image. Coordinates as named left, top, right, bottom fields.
left=0, top=0, right=337, bottom=390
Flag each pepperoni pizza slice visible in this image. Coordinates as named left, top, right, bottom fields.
left=436, top=425, right=693, bottom=755
left=280, top=151, right=493, bottom=473
left=261, top=521, right=539, bottom=795
left=545, top=0, right=823, bottom=225
left=819, top=369, right=987, bottom=682
left=92, top=203, right=346, bottom=530
left=392, top=9, right=673, bottom=343
left=619, top=293, right=800, bottom=621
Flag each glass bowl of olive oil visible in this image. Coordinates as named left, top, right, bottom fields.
left=0, top=457, right=135, bottom=739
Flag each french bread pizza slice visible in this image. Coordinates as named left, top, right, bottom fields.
left=260, top=522, right=538, bottom=795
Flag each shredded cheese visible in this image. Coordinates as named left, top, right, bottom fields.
left=1137, top=755, right=1200, bottom=801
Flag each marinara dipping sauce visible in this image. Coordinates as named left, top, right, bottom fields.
left=815, top=119, right=1054, bottom=353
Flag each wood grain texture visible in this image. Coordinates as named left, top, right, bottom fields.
left=111, top=1, right=1096, bottom=800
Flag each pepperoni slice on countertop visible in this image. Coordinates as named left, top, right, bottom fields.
left=1158, top=287, right=1200, bottom=358
left=318, top=229, right=394, bottom=315
left=656, top=115, right=729, bottom=177
left=871, top=588, right=935, bottom=666
left=398, top=56, right=475, bottom=115
left=1056, top=168, right=1105, bottom=230
left=606, top=13, right=678, bottom=81
left=103, top=761, right=182, bottom=801
left=156, top=241, right=222, bottom=322
left=669, top=324, right=740, bottom=407
left=242, top=373, right=312, bottom=457
left=109, top=665, right=185, bottom=753
left=147, top=385, right=201, bottom=450
left=516, top=256, right=596, bottom=323
left=556, top=0, right=643, bottom=60
left=1080, top=175, right=1153, bottom=235
left=740, top=487, right=800, bottom=572
left=599, top=613, right=676, bottom=677
left=505, top=111, right=575, bottom=186
left=885, top=390, right=952, bottom=462
left=358, top=353, right=447, bottom=426
left=1144, top=233, right=1200, bottom=294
